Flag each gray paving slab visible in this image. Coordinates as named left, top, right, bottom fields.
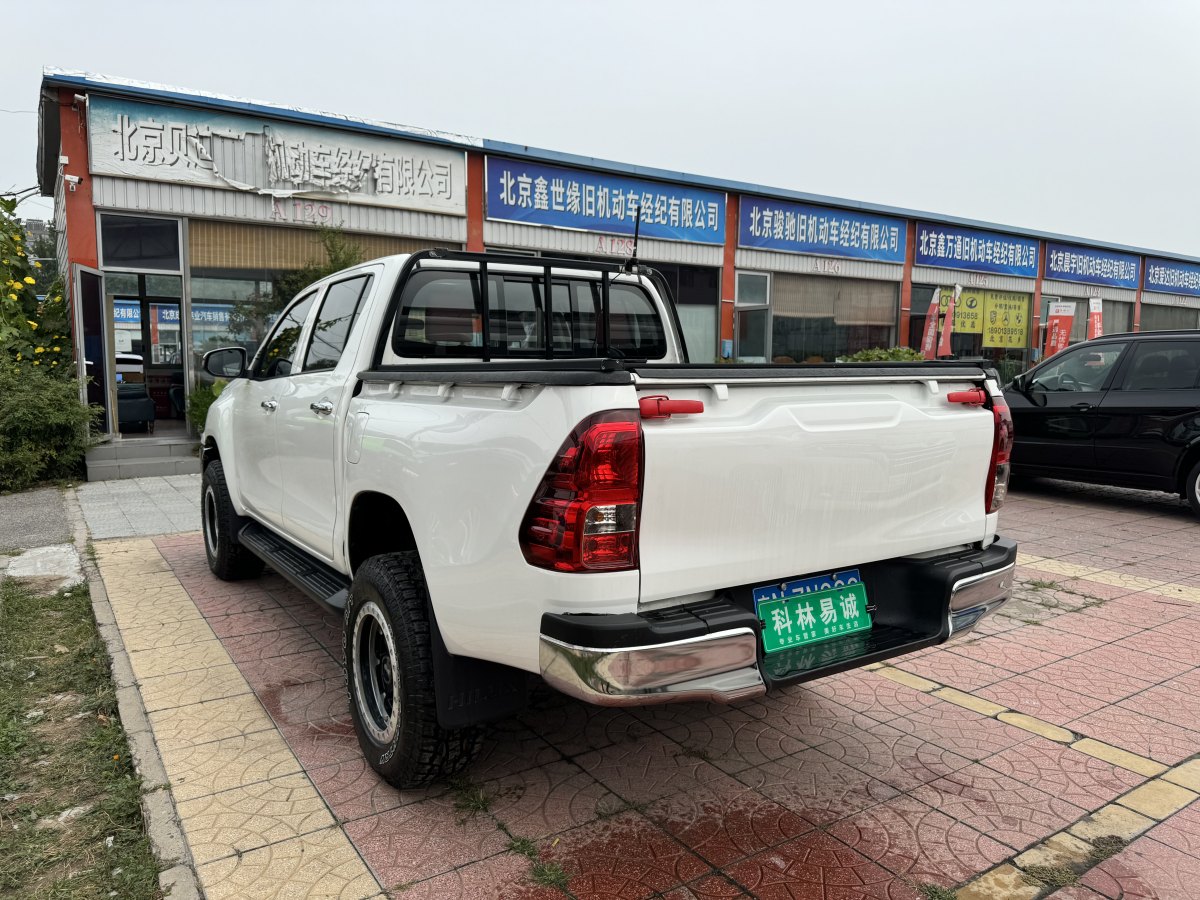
left=0, top=487, right=72, bottom=553
left=77, top=473, right=202, bottom=541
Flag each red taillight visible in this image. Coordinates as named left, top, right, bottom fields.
left=985, top=398, right=1014, bottom=513
left=520, top=411, right=642, bottom=572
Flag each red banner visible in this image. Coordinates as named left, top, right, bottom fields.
left=920, top=290, right=941, bottom=360
left=1087, top=298, right=1104, bottom=340
left=1044, top=301, right=1075, bottom=358
left=936, top=285, right=961, bottom=358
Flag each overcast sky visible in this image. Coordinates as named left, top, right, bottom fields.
left=3, top=0, right=1198, bottom=255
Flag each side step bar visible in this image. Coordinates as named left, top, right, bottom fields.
left=238, top=522, right=350, bottom=611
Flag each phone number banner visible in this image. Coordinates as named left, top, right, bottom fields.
left=737, top=197, right=906, bottom=263
left=485, top=157, right=725, bottom=245
left=916, top=222, right=1038, bottom=277
left=1046, top=242, right=1139, bottom=289
left=1145, top=257, right=1200, bottom=297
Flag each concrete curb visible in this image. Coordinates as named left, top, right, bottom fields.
left=65, top=488, right=203, bottom=900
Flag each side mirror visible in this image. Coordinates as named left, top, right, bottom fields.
left=203, top=346, right=248, bottom=379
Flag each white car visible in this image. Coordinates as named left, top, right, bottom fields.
left=200, top=250, right=1016, bottom=786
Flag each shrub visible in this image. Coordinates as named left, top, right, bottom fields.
left=1, top=197, right=72, bottom=375
left=186, top=379, right=225, bottom=434
left=839, top=346, right=926, bottom=362
left=0, top=366, right=96, bottom=492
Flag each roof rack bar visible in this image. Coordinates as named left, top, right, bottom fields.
left=419, top=248, right=628, bottom=275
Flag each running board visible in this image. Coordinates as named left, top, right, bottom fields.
left=238, top=522, right=350, bottom=612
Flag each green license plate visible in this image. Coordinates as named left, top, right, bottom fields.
left=757, top=582, right=871, bottom=654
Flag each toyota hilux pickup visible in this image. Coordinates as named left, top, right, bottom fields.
left=199, top=249, right=1016, bottom=787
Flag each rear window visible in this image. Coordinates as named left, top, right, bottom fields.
left=1116, top=340, right=1200, bottom=391
left=390, top=269, right=666, bottom=360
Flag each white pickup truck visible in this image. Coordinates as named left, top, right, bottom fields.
left=200, top=249, right=1016, bottom=787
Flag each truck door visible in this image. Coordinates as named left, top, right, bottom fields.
left=276, top=273, right=376, bottom=561
left=234, top=291, right=319, bottom=526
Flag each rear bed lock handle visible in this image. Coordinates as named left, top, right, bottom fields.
left=639, top=395, right=705, bottom=419
left=946, top=388, right=988, bottom=406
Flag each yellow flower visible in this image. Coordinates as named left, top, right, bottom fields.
left=33, top=361, right=40, bottom=366
left=15, top=353, right=21, bottom=361
left=23, top=277, right=35, bottom=285
left=12, top=233, right=21, bottom=242
left=33, top=261, right=42, bottom=268
left=6, top=294, right=14, bottom=301
left=16, top=250, right=24, bottom=257
left=51, top=361, right=58, bottom=366
left=35, top=347, right=45, bottom=354
left=52, top=346, right=60, bottom=352
left=27, top=321, right=38, bottom=330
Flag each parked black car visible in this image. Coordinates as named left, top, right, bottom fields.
left=1004, top=330, right=1200, bottom=515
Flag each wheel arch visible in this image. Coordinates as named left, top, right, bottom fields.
left=1174, top=439, right=1200, bottom=495
left=347, top=490, right=419, bottom=574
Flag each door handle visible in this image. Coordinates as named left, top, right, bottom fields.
left=261, top=400, right=278, bottom=411
left=310, top=400, right=334, bottom=416
left=1071, top=402, right=1092, bottom=411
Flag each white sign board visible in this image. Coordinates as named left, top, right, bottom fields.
left=88, top=96, right=466, bottom=216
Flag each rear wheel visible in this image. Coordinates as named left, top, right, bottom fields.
left=201, top=460, right=265, bottom=580
left=344, top=553, right=482, bottom=788
left=1185, top=460, right=1200, bottom=518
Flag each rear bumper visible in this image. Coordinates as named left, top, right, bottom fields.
left=539, top=536, right=1017, bottom=706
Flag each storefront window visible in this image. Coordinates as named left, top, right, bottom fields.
left=651, top=263, right=719, bottom=363
left=912, top=284, right=1029, bottom=382
left=190, top=275, right=277, bottom=379
left=770, top=274, right=896, bottom=363
left=1141, top=304, right=1200, bottom=331
left=735, top=272, right=770, bottom=362
left=99, top=215, right=181, bottom=271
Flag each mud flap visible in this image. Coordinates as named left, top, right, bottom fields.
left=427, top=602, right=528, bottom=728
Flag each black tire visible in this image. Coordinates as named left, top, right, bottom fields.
left=1185, top=460, right=1200, bottom=518
left=201, top=460, right=266, bottom=581
left=344, top=553, right=483, bottom=788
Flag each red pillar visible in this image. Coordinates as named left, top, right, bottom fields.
left=1031, top=240, right=1046, bottom=356
left=58, top=90, right=98, bottom=270
left=466, top=151, right=485, bottom=252
left=897, top=220, right=916, bottom=347
left=1133, top=256, right=1145, bottom=332
left=720, top=193, right=739, bottom=354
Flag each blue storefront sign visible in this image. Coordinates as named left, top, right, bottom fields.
left=1045, top=242, right=1139, bottom=289
left=111, top=301, right=232, bottom=326
left=738, top=197, right=905, bottom=263
left=916, top=222, right=1038, bottom=277
left=485, top=157, right=725, bottom=245
left=1145, top=258, right=1200, bottom=297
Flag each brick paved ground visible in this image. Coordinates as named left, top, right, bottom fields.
left=86, top=479, right=1200, bottom=899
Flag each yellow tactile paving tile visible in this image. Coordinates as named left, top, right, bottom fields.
left=875, top=666, right=938, bottom=692
left=1014, top=832, right=1094, bottom=870
left=997, top=711, right=1074, bottom=743
left=1164, top=759, right=1200, bottom=792
left=176, top=773, right=336, bottom=865
left=1019, top=558, right=1103, bottom=578
left=158, top=729, right=304, bottom=802
left=1117, top=779, right=1200, bottom=820
left=955, top=864, right=1041, bottom=900
left=128, top=639, right=234, bottom=680
left=139, top=663, right=254, bottom=713
left=1016, top=552, right=1047, bottom=565
left=1068, top=803, right=1155, bottom=843
left=110, top=593, right=206, bottom=628
left=150, top=693, right=276, bottom=752
left=1072, top=738, right=1169, bottom=778
left=932, top=686, right=1007, bottom=717
left=1145, top=581, right=1200, bottom=603
left=1083, top=569, right=1169, bottom=591
left=197, top=825, right=379, bottom=900
left=119, top=616, right=218, bottom=653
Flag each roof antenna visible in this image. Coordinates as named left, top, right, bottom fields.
left=623, top=201, right=641, bottom=274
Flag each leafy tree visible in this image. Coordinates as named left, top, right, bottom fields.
left=1, top=197, right=72, bottom=377
left=227, top=227, right=364, bottom=343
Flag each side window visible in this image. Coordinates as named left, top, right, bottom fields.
left=1116, top=341, right=1200, bottom=391
left=302, top=275, right=373, bottom=371
left=1029, top=343, right=1126, bottom=392
left=253, top=292, right=317, bottom=378
left=390, top=269, right=666, bottom=360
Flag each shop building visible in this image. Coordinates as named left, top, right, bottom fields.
left=32, top=69, right=1200, bottom=477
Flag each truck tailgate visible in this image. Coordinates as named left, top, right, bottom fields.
left=634, top=367, right=995, bottom=604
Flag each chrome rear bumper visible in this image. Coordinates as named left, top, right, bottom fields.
left=539, top=628, right=766, bottom=706
left=947, top=561, right=1015, bottom=639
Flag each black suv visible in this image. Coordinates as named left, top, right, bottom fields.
left=1004, top=330, right=1200, bottom=515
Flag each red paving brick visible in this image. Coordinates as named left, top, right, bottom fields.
left=979, top=737, right=1143, bottom=808
left=828, top=794, right=1010, bottom=887
left=909, top=762, right=1085, bottom=851
left=1068, top=705, right=1200, bottom=765
left=1082, top=836, right=1200, bottom=899
left=137, top=485, right=1200, bottom=898
left=722, top=830, right=921, bottom=899
left=538, top=811, right=710, bottom=900
left=976, top=673, right=1109, bottom=726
